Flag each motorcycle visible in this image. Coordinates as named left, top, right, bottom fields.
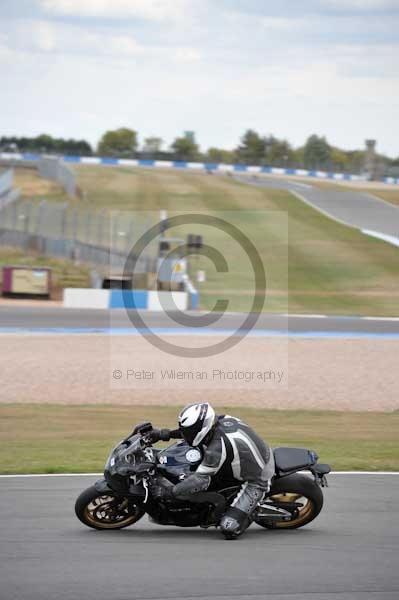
left=75, top=423, right=331, bottom=533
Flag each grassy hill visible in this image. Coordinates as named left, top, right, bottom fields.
left=2, top=165, right=398, bottom=316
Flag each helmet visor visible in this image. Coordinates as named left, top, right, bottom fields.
left=179, top=422, right=200, bottom=447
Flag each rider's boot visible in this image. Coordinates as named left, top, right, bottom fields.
left=219, top=507, right=250, bottom=540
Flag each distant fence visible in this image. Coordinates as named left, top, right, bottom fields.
left=0, top=188, right=20, bottom=211
left=0, top=158, right=156, bottom=271
left=0, top=227, right=155, bottom=273
left=38, top=156, right=77, bottom=197
left=0, top=197, right=157, bottom=273
left=0, top=169, right=13, bottom=196
left=0, top=199, right=154, bottom=250
left=1, top=151, right=398, bottom=185
left=0, top=169, right=20, bottom=211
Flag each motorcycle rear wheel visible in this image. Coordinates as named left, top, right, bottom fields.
left=254, top=474, right=323, bottom=530
left=75, top=485, right=145, bottom=530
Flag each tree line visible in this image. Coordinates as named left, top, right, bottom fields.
left=1, top=130, right=398, bottom=174
left=0, top=134, right=92, bottom=156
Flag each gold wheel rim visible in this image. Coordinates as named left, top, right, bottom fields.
left=269, top=493, right=314, bottom=528
left=84, top=495, right=140, bottom=529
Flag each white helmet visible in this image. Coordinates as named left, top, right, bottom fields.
left=178, top=403, right=217, bottom=447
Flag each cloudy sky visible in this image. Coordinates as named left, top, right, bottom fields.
left=0, top=0, right=398, bottom=155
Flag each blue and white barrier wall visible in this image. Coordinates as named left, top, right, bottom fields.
left=2, top=151, right=397, bottom=185
left=63, top=288, right=199, bottom=311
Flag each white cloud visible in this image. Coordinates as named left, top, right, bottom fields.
left=31, top=21, right=57, bottom=51
left=8, top=20, right=144, bottom=57
left=173, top=47, right=201, bottom=62
left=331, top=43, right=399, bottom=78
left=323, top=0, right=399, bottom=10
left=260, top=16, right=304, bottom=30
left=87, top=32, right=142, bottom=56
left=0, top=38, right=15, bottom=63
left=6, top=19, right=201, bottom=63
left=40, top=0, right=191, bottom=22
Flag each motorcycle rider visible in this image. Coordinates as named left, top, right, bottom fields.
left=147, top=402, right=275, bottom=540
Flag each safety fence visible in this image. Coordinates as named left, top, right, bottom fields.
left=38, top=156, right=77, bottom=197
left=0, top=169, right=20, bottom=211
left=0, top=227, right=155, bottom=273
left=0, top=193, right=157, bottom=273
left=2, top=151, right=397, bottom=184
left=0, top=169, right=13, bottom=196
left=0, top=199, right=154, bottom=251
left=0, top=189, right=20, bottom=211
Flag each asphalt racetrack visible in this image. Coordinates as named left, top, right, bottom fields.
left=235, top=175, right=399, bottom=243
left=0, top=474, right=398, bottom=600
left=1, top=306, right=399, bottom=338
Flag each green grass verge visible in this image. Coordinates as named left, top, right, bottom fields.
left=1, top=404, right=398, bottom=474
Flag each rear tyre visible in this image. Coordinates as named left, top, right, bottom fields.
left=75, top=485, right=145, bottom=530
left=254, top=474, right=323, bottom=530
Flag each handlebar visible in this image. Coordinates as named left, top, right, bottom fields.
left=131, top=422, right=154, bottom=437
left=129, top=423, right=174, bottom=445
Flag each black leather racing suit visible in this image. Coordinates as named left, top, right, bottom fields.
left=156, top=415, right=275, bottom=537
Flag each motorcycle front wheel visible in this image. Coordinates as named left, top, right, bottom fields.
left=254, top=474, right=324, bottom=530
left=75, top=485, right=145, bottom=530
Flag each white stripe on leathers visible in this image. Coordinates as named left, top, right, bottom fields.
left=225, top=430, right=268, bottom=480
left=226, top=432, right=242, bottom=480
left=232, top=481, right=248, bottom=507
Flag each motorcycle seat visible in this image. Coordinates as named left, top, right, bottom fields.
left=273, top=447, right=317, bottom=473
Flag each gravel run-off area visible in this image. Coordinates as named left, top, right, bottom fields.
left=1, top=334, right=397, bottom=412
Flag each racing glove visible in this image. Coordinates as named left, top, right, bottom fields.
left=148, top=428, right=182, bottom=443
left=132, top=422, right=153, bottom=434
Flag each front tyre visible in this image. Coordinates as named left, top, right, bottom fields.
left=75, top=485, right=145, bottom=530
left=254, top=474, right=324, bottom=530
